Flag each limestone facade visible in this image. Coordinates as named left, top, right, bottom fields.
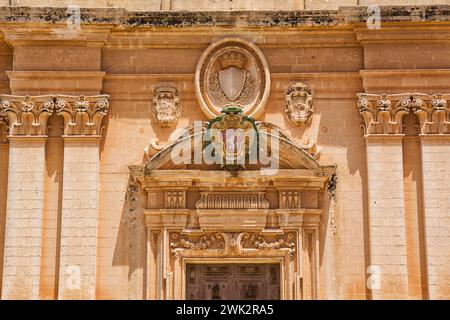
left=0, top=4, right=450, bottom=300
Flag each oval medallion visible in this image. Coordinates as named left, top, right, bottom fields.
left=195, top=38, right=271, bottom=119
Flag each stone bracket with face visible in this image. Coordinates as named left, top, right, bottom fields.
left=285, top=82, right=314, bottom=126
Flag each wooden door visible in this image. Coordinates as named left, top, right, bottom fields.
left=185, top=263, right=280, bottom=300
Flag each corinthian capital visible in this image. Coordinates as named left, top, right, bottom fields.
left=55, top=95, right=109, bottom=136
left=414, top=93, right=450, bottom=134
left=357, top=93, right=450, bottom=135
left=0, top=94, right=55, bottom=136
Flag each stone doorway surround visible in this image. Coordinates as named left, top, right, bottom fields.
left=185, top=263, right=281, bottom=300
left=129, top=128, right=335, bottom=300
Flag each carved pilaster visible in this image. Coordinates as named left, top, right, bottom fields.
left=358, top=93, right=450, bottom=135
left=0, top=94, right=55, bottom=136
left=0, top=115, right=8, bottom=144
left=55, top=94, right=109, bottom=136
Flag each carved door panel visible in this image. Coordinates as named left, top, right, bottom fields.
left=185, top=264, right=280, bottom=300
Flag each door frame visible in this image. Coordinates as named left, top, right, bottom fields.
left=179, top=257, right=286, bottom=300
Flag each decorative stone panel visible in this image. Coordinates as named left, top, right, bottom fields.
left=196, top=192, right=269, bottom=210
left=151, top=86, right=181, bottom=128
left=285, top=82, right=314, bottom=126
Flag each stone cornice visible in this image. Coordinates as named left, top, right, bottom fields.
left=358, top=92, right=450, bottom=135
left=0, top=6, right=449, bottom=28
left=0, top=94, right=54, bottom=136
left=55, top=94, right=109, bottom=136
left=359, top=69, right=450, bottom=92
left=6, top=71, right=105, bottom=95
left=0, top=24, right=112, bottom=47
left=130, top=167, right=335, bottom=190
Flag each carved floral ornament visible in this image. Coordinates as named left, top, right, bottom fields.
left=195, top=38, right=271, bottom=119
left=151, top=86, right=181, bottom=127
left=169, top=231, right=296, bottom=259
left=285, top=82, right=314, bottom=126
left=0, top=94, right=109, bottom=137
left=357, top=93, right=450, bottom=135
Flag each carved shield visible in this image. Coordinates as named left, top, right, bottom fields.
left=219, top=67, right=246, bottom=101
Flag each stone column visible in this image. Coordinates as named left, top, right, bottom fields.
left=55, top=95, right=109, bottom=299
left=415, top=94, right=450, bottom=299
left=0, top=94, right=54, bottom=299
left=358, top=94, right=410, bottom=299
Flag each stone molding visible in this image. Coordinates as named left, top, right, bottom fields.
left=358, top=93, right=450, bottom=136
left=55, top=94, right=109, bottom=136
left=195, top=192, right=269, bottom=210
left=0, top=94, right=54, bottom=136
left=1, top=6, right=449, bottom=27
left=169, top=231, right=296, bottom=259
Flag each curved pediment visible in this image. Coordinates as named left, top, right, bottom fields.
left=144, top=122, right=321, bottom=171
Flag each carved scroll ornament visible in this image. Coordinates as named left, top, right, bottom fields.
left=55, top=94, right=109, bottom=136
left=358, top=93, right=450, bottom=135
left=169, top=231, right=296, bottom=259
left=0, top=94, right=55, bottom=136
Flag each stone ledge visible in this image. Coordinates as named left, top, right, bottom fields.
left=0, top=5, right=449, bottom=28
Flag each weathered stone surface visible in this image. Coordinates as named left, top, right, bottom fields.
left=0, top=3, right=450, bottom=300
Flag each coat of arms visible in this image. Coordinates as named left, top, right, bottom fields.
left=205, top=107, right=258, bottom=171
left=151, top=86, right=181, bottom=127
left=209, top=51, right=255, bottom=108
left=196, top=38, right=271, bottom=119
left=285, top=82, right=314, bottom=126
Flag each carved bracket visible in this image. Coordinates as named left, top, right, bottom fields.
left=55, top=94, right=109, bottom=136
left=358, top=93, right=450, bottom=135
left=0, top=94, right=55, bottom=136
